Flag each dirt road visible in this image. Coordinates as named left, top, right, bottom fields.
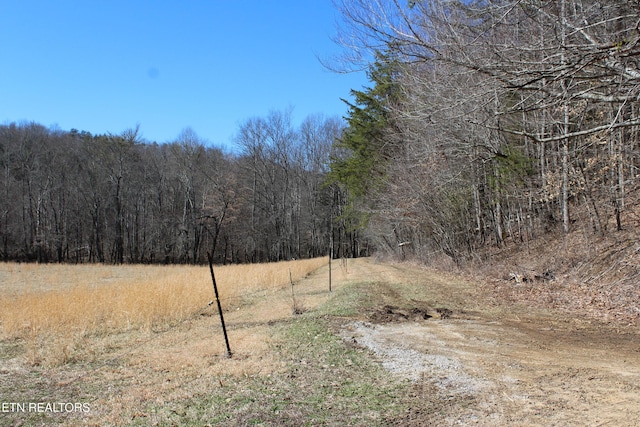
left=334, top=259, right=640, bottom=425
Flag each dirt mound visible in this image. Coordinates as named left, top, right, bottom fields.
left=366, top=303, right=458, bottom=323
left=367, top=305, right=431, bottom=322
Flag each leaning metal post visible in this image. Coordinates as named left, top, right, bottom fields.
left=207, top=252, right=232, bottom=358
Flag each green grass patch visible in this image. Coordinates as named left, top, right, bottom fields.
left=314, top=281, right=385, bottom=318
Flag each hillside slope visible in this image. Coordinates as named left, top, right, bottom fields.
left=464, top=201, right=640, bottom=327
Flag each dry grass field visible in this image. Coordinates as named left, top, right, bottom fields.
left=2, top=257, right=640, bottom=426
left=0, top=258, right=328, bottom=366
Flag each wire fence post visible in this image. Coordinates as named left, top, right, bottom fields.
left=207, top=252, right=232, bottom=358
left=290, top=268, right=302, bottom=315
left=289, top=269, right=294, bottom=297
left=328, top=251, right=332, bottom=293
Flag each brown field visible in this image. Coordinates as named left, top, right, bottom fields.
left=1, top=258, right=640, bottom=426
left=0, top=258, right=328, bottom=366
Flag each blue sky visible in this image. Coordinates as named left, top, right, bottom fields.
left=0, top=1, right=366, bottom=149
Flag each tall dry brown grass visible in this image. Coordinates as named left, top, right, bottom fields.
left=0, top=257, right=328, bottom=365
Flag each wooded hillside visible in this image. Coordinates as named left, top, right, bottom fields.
left=331, top=0, right=640, bottom=264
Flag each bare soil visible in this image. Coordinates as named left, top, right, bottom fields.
left=341, top=259, right=640, bottom=426
left=2, top=258, right=640, bottom=426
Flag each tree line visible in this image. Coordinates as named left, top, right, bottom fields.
left=0, top=111, right=364, bottom=264
left=330, top=0, right=640, bottom=263
left=5, top=1, right=638, bottom=266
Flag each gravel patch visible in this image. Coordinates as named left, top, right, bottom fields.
left=341, top=321, right=489, bottom=396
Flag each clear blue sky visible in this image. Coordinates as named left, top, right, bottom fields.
left=0, top=1, right=366, bottom=149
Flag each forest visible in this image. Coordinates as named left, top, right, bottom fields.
left=330, top=0, right=640, bottom=264
left=2, top=0, right=639, bottom=266
left=0, top=112, right=364, bottom=264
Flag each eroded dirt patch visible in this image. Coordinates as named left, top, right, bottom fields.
left=343, top=308, right=640, bottom=426
left=367, top=305, right=432, bottom=323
